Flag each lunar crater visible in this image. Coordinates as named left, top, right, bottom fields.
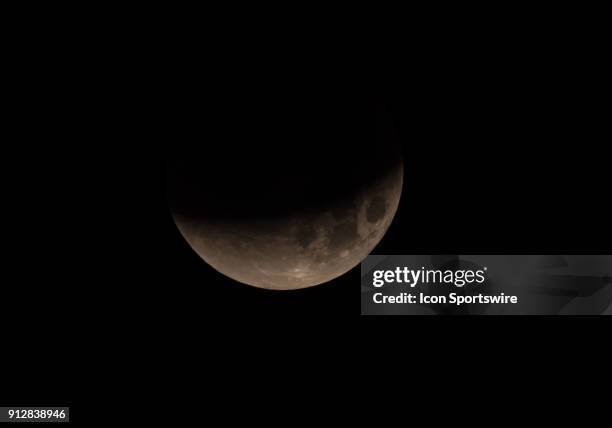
left=295, top=224, right=318, bottom=248
left=366, top=196, right=388, bottom=223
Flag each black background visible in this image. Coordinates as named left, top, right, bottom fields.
left=3, top=10, right=610, bottom=421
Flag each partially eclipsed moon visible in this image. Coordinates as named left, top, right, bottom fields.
left=166, top=97, right=402, bottom=290
left=171, top=162, right=403, bottom=290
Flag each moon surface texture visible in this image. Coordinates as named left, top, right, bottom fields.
left=166, top=103, right=403, bottom=290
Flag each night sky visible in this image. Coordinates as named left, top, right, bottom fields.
left=164, top=77, right=609, bottom=314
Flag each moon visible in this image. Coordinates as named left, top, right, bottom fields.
left=166, top=100, right=403, bottom=290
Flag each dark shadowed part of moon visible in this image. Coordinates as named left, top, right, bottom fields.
left=166, top=99, right=403, bottom=290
